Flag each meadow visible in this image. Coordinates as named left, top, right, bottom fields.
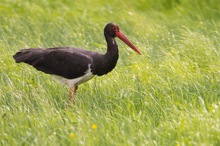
left=1, top=0, right=220, bottom=145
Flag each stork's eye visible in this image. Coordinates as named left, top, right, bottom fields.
left=113, top=26, right=118, bottom=31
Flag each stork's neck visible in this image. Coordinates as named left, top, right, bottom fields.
left=92, top=34, right=119, bottom=76
left=105, top=34, right=119, bottom=55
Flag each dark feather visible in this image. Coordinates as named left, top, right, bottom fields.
left=13, top=47, right=94, bottom=79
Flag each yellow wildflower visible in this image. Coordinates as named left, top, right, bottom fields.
left=91, top=124, right=97, bottom=129
left=69, top=133, right=75, bottom=138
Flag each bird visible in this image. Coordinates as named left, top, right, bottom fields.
left=13, top=22, right=141, bottom=105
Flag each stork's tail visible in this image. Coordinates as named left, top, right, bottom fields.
left=13, top=48, right=45, bottom=64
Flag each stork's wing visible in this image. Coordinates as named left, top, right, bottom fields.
left=13, top=48, right=93, bottom=79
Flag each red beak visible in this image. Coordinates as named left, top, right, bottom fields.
left=116, top=31, right=141, bottom=55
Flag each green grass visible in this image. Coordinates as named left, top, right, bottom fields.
left=1, top=0, right=220, bottom=145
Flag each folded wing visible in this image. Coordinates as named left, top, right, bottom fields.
left=13, top=48, right=93, bottom=79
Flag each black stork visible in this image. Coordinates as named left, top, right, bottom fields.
left=13, top=23, right=141, bottom=104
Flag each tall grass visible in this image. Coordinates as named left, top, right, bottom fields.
left=1, top=0, right=220, bottom=145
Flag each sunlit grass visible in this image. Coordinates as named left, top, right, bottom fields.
left=1, top=0, right=220, bottom=145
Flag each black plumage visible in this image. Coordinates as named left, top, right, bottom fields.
left=13, top=23, right=141, bottom=104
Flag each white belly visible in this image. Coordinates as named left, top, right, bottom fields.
left=52, top=64, right=95, bottom=88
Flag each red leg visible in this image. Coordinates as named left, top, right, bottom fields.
left=68, top=86, right=78, bottom=105
left=68, top=88, right=73, bottom=104
left=73, top=86, right=78, bottom=96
